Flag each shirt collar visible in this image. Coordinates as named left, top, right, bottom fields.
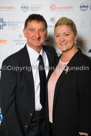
left=26, top=44, right=44, bottom=65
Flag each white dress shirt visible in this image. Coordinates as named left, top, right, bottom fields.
left=26, top=44, right=49, bottom=111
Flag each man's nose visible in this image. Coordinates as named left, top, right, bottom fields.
left=35, top=31, right=40, bottom=38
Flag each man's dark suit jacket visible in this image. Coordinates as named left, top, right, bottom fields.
left=48, top=49, right=91, bottom=136
left=0, top=45, right=57, bottom=136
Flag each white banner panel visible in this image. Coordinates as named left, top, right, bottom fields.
left=0, top=0, right=91, bottom=122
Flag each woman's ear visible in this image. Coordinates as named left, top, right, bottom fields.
left=75, top=33, right=78, bottom=41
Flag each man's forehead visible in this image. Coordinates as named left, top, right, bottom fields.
left=27, top=20, right=46, bottom=28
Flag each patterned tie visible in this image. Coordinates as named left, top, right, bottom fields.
left=38, top=55, right=46, bottom=108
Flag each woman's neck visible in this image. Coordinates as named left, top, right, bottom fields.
left=60, top=47, right=78, bottom=62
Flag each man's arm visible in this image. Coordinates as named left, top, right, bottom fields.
left=1, top=60, right=24, bottom=136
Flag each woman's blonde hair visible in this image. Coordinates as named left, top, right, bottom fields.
left=55, top=17, right=77, bottom=35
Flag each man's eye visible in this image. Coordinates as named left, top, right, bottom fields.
left=30, top=29, right=34, bottom=32
left=39, top=29, right=45, bottom=32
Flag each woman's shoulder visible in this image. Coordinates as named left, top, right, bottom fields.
left=78, top=50, right=91, bottom=66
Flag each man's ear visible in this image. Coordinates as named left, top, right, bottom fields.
left=23, top=29, right=26, bottom=38
left=45, top=30, right=47, bottom=38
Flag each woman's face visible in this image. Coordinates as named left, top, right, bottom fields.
left=54, top=24, right=77, bottom=53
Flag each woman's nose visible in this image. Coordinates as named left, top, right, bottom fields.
left=60, top=36, right=65, bottom=42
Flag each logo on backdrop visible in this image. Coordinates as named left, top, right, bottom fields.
left=50, top=4, right=56, bottom=11
left=0, top=18, right=24, bottom=30
left=21, top=3, right=43, bottom=12
left=80, top=2, right=89, bottom=11
left=0, top=39, right=7, bottom=45
left=0, top=113, right=2, bottom=123
left=21, top=3, right=29, bottom=12
left=50, top=4, right=74, bottom=11
left=30, top=4, right=43, bottom=11
left=0, top=6, right=15, bottom=11
left=88, top=49, right=91, bottom=53
left=50, top=17, right=56, bottom=24
left=48, top=17, right=56, bottom=28
left=0, top=18, right=7, bottom=29
left=77, top=40, right=87, bottom=45
left=13, top=34, right=26, bottom=45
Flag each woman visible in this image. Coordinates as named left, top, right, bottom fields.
left=48, top=17, right=91, bottom=136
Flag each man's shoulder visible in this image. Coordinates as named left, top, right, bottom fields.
left=43, top=45, right=55, bottom=49
left=2, top=46, right=26, bottom=65
left=43, top=45, right=56, bottom=53
left=43, top=45, right=58, bottom=63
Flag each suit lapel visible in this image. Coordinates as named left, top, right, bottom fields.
left=44, top=47, right=54, bottom=68
left=53, top=68, right=69, bottom=111
left=43, top=46, right=55, bottom=81
left=53, top=49, right=82, bottom=111
left=19, top=46, right=35, bottom=106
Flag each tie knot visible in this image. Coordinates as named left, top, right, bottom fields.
left=38, top=55, right=43, bottom=63
left=38, top=55, right=45, bottom=71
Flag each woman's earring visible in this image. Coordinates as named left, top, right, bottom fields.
left=75, top=40, right=77, bottom=44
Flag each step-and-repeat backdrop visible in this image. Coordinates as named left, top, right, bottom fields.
left=0, top=0, right=91, bottom=123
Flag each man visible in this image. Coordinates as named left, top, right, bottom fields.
left=1, top=14, right=57, bottom=136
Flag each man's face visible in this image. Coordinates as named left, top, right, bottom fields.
left=23, top=20, right=47, bottom=52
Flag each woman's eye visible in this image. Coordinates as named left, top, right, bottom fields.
left=55, top=35, right=60, bottom=37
